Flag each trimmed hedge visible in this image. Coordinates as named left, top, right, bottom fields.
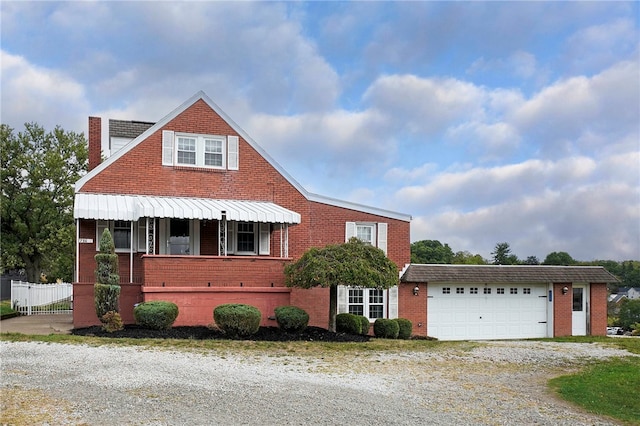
left=336, top=313, right=362, bottom=335
left=373, top=318, right=399, bottom=339
left=134, top=301, right=179, bottom=330
left=358, top=315, right=371, bottom=336
left=274, top=306, right=309, bottom=333
left=395, top=318, right=413, bottom=339
left=214, top=304, right=261, bottom=338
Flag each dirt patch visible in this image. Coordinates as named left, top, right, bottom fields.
left=71, top=325, right=370, bottom=342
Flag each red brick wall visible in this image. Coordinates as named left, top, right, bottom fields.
left=590, top=283, right=607, bottom=336
left=290, top=287, right=331, bottom=329
left=142, top=255, right=289, bottom=288
left=308, top=201, right=410, bottom=268
left=398, top=282, right=428, bottom=336
left=553, top=283, right=572, bottom=337
left=143, top=287, right=291, bottom=327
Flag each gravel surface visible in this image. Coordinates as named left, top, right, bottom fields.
left=1, top=340, right=634, bottom=425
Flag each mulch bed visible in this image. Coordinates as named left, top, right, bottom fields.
left=71, top=325, right=370, bottom=342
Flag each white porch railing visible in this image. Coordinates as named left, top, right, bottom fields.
left=10, top=280, right=73, bottom=315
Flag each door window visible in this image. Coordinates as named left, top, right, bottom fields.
left=572, top=288, right=583, bottom=311
left=169, top=219, right=190, bottom=255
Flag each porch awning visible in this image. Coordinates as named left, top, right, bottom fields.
left=74, top=193, right=301, bottom=224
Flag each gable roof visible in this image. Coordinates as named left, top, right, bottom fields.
left=401, top=264, right=620, bottom=283
left=76, top=91, right=411, bottom=222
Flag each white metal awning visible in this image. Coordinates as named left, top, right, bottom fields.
left=74, top=193, right=301, bottom=224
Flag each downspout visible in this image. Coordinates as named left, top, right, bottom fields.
left=130, top=221, right=134, bottom=283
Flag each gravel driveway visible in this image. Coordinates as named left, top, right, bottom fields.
left=1, top=340, right=633, bottom=425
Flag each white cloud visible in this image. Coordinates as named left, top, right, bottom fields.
left=510, top=59, right=640, bottom=156
left=363, top=74, right=486, bottom=135
left=0, top=50, right=89, bottom=132
left=564, top=18, right=639, bottom=72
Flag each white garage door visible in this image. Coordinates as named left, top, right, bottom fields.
left=427, top=283, right=549, bottom=340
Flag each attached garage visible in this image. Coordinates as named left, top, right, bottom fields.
left=400, top=265, right=618, bottom=341
left=427, top=283, right=548, bottom=340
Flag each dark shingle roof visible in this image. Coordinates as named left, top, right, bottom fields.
left=401, top=264, right=619, bottom=284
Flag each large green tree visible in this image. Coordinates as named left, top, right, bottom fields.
left=284, top=238, right=399, bottom=332
left=543, top=251, right=576, bottom=266
left=491, top=242, right=518, bottom=265
left=1, top=123, right=87, bottom=282
left=410, top=240, right=454, bottom=264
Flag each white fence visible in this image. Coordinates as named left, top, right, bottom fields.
left=10, top=280, right=73, bottom=315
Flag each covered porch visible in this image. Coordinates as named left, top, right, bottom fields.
left=74, top=193, right=302, bottom=284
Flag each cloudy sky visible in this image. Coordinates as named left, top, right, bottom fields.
left=2, top=2, right=639, bottom=262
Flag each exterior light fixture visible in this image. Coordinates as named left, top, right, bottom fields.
left=413, top=285, right=420, bottom=296
left=562, top=286, right=569, bottom=295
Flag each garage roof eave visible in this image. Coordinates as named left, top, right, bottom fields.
left=400, top=264, right=620, bottom=284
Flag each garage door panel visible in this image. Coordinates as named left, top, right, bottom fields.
left=428, top=283, right=548, bottom=340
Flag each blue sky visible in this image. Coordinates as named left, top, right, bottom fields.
left=2, top=1, right=639, bottom=262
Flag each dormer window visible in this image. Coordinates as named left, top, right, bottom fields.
left=163, top=130, right=238, bottom=170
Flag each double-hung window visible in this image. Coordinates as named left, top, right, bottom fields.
left=226, top=221, right=270, bottom=256
left=96, top=220, right=147, bottom=253
left=177, top=136, right=196, bottom=165
left=356, top=224, right=374, bottom=245
left=348, top=288, right=386, bottom=320
left=204, top=138, right=223, bottom=167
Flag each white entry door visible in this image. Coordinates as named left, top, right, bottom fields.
left=427, top=283, right=549, bottom=340
left=572, top=285, right=587, bottom=336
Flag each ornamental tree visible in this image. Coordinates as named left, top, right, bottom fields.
left=284, top=237, right=399, bottom=332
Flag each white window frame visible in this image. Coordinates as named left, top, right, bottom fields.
left=225, top=221, right=270, bottom=256
left=356, top=224, right=375, bottom=245
left=345, top=221, right=387, bottom=255
left=96, top=220, right=140, bottom=253
left=347, top=287, right=387, bottom=321
left=174, top=132, right=227, bottom=169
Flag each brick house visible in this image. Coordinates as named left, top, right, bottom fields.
left=73, top=91, right=412, bottom=329
left=73, top=91, right=615, bottom=340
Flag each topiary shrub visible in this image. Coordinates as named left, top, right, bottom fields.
left=336, top=313, right=361, bottom=335
left=94, top=229, right=123, bottom=332
left=134, top=301, right=179, bottom=330
left=395, top=318, right=413, bottom=339
left=213, top=303, right=261, bottom=338
left=274, top=306, right=309, bottom=333
left=374, top=318, right=399, bottom=339
left=358, top=315, right=371, bottom=336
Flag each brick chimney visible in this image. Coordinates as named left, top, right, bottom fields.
left=88, top=116, right=102, bottom=171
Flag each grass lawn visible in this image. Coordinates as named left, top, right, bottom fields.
left=542, top=336, right=640, bottom=425
left=0, top=300, right=17, bottom=317
left=549, top=356, right=640, bottom=425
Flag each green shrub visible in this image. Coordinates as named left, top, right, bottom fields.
left=336, top=313, right=361, bottom=335
left=274, top=306, right=309, bottom=333
left=100, top=311, right=123, bottom=333
left=134, top=301, right=179, bottom=330
left=358, top=315, right=371, bottom=336
left=395, top=318, right=413, bottom=339
left=374, top=318, right=399, bottom=339
left=213, top=304, right=261, bottom=338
